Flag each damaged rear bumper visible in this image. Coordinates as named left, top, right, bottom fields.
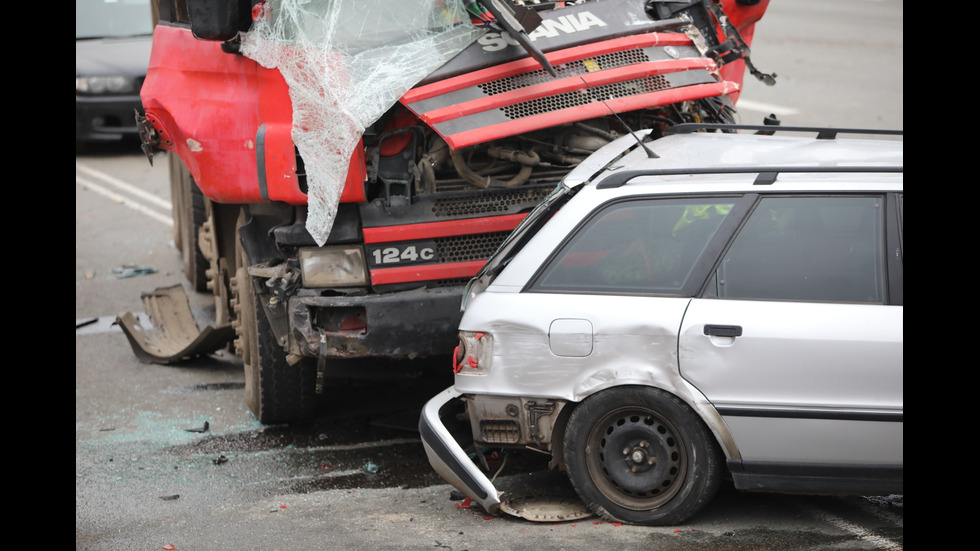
left=419, top=386, right=501, bottom=515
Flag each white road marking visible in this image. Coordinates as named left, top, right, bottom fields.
left=76, top=161, right=172, bottom=210
left=76, top=174, right=174, bottom=226
left=803, top=502, right=902, bottom=550
left=75, top=316, right=124, bottom=335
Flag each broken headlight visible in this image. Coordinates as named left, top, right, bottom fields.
left=454, top=331, right=493, bottom=375
left=299, top=246, right=369, bottom=287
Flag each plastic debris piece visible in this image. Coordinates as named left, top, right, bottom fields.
left=162, top=545, right=175, bottom=550
left=112, top=264, right=158, bottom=278
left=456, top=497, right=473, bottom=509
left=186, top=421, right=210, bottom=433
left=159, top=494, right=180, bottom=501
left=116, top=285, right=235, bottom=365
left=499, top=496, right=593, bottom=522
left=212, top=455, right=228, bottom=465
left=76, top=318, right=98, bottom=329
left=362, top=461, right=379, bottom=474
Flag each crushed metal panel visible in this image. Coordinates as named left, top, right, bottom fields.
left=499, top=496, right=594, bottom=522
left=116, top=285, right=234, bottom=364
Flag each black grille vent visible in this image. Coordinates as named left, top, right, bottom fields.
left=436, top=231, right=510, bottom=264
left=501, top=75, right=671, bottom=120
left=479, top=49, right=651, bottom=96
left=432, top=187, right=552, bottom=217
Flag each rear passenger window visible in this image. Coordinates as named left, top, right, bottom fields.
left=715, top=196, right=884, bottom=302
left=532, top=198, right=734, bottom=294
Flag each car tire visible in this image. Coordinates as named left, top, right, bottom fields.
left=563, top=386, right=722, bottom=525
left=234, top=213, right=317, bottom=424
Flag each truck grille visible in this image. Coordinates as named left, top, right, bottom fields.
left=479, top=48, right=650, bottom=95
left=432, top=186, right=552, bottom=217
left=501, top=75, right=671, bottom=119
left=436, top=231, right=510, bottom=264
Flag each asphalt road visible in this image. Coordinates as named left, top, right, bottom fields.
left=76, top=1, right=903, bottom=549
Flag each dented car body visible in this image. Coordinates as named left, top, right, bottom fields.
left=134, top=0, right=774, bottom=424
left=421, top=126, right=903, bottom=525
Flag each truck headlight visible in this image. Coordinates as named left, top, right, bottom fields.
left=454, top=331, right=493, bottom=375
left=299, top=246, right=368, bottom=287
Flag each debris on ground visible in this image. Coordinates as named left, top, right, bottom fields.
left=116, top=285, right=234, bottom=364
left=185, top=421, right=209, bottom=433
left=212, top=455, right=228, bottom=465
left=76, top=318, right=98, bottom=329
left=159, top=494, right=180, bottom=501
left=362, top=461, right=379, bottom=474
left=499, top=496, right=594, bottom=523
left=112, top=264, right=157, bottom=278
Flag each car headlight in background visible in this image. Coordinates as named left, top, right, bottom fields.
left=76, top=75, right=135, bottom=94
left=299, top=246, right=368, bottom=287
left=454, top=331, right=493, bottom=375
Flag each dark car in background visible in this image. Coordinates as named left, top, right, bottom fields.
left=76, top=0, right=153, bottom=143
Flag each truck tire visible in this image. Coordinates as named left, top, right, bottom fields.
left=234, top=217, right=317, bottom=424
left=169, top=153, right=209, bottom=292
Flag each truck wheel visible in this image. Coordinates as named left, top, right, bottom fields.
left=234, top=219, right=317, bottom=424
left=169, top=153, right=209, bottom=292
left=563, top=386, right=722, bottom=525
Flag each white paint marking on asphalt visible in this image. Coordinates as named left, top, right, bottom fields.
left=736, top=99, right=801, bottom=117
left=858, top=496, right=903, bottom=529
left=804, top=504, right=902, bottom=551
left=76, top=161, right=173, bottom=210
left=75, top=316, right=124, bottom=335
left=77, top=175, right=174, bottom=226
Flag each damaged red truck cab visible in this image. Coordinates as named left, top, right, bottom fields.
left=133, top=0, right=772, bottom=424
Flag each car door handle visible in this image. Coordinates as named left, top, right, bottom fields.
left=704, top=324, right=742, bottom=337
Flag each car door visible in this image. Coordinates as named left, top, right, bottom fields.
left=497, top=195, right=749, bottom=400
left=678, top=195, right=903, bottom=468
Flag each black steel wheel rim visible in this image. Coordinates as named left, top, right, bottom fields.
left=585, top=405, right=688, bottom=510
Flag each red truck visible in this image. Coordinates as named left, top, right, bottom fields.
left=127, top=0, right=773, bottom=424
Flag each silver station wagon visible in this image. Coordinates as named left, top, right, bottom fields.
left=420, top=124, right=903, bottom=526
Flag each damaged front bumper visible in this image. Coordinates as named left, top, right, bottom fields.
left=419, top=386, right=501, bottom=515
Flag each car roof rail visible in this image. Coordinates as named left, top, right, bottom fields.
left=595, top=165, right=904, bottom=189
left=664, top=123, right=903, bottom=140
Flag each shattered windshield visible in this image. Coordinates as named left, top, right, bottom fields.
left=242, top=0, right=484, bottom=246
left=76, top=0, right=153, bottom=40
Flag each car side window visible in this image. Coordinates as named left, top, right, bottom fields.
left=714, top=196, right=885, bottom=303
left=531, top=198, right=735, bottom=294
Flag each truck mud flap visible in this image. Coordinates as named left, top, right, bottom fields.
left=116, top=284, right=233, bottom=364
